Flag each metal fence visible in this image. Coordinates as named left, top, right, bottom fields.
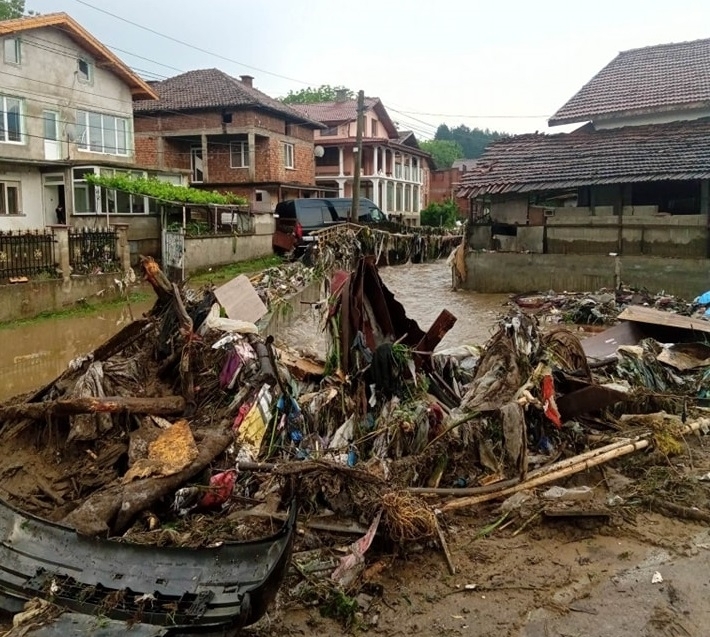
left=68, top=226, right=121, bottom=275
left=0, top=229, right=58, bottom=282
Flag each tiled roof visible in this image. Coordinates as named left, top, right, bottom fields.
left=550, top=38, right=710, bottom=126
left=0, top=12, right=156, bottom=100
left=457, top=118, right=710, bottom=198
left=290, top=98, right=379, bottom=123
left=133, top=69, right=321, bottom=127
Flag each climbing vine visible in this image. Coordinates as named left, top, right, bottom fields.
left=85, top=174, right=248, bottom=207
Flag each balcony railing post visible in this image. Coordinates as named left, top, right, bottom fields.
left=50, top=225, right=70, bottom=281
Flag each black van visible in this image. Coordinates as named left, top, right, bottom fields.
left=272, top=197, right=385, bottom=253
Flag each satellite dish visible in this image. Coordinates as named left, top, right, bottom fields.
left=65, top=123, right=77, bottom=142
left=314, top=145, right=325, bottom=158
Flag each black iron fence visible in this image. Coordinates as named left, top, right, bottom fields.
left=68, top=226, right=120, bottom=275
left=0, top=229, right=58, bottom=282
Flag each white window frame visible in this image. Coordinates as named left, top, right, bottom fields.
left=0, top=181, right=21, bottom=215
left=371, top=120, right=378, bottom=137
left=283, top=142, right=295, bottom=169
left=72, top=166, right=150, bottom=216
left=230, top=140, right=249, bottom=168
left=77, top=57, right=93, bottom=83
left=76, top=110, right=130, bottom=156
left=3, top=37, right=21, bottom=65
left=0, top=95, right=24, bottom=144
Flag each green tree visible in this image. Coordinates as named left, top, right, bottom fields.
left=420, top=139, right=464, bottom=169
left=434, top=124, right=504, bottom=159
left=0, top=0, right=29, bottom=19
left=281, top=84, right=354, bottom=104
left=420, top=200, right=461, bottom=228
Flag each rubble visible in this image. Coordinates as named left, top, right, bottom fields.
left=2, top=252, right=710, bottom=632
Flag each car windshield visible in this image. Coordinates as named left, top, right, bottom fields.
left=366, top=205, right=385, bottom=222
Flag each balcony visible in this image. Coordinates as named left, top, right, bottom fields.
left=393, top=165, right=421, bottom=183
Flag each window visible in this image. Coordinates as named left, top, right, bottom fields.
left=371, top=120, right=378, bottom=137
left=73, top=167, right=150, bottom=215
left=320, top=126, right=338, bottom=137
left=3, top=38, right=20, bottom=65
left=77, top=58, right=93, bottom=83
left=0, top=181, right=20, bottom=214
left=283, top=142, right=295, bottom=169
left=0, top=95, right=23, bottom=143
left=76, top=110, right=129, bottom=155
left=230, top=140, right=249, bottom=168
left=190, top=146, right=203, bottom=183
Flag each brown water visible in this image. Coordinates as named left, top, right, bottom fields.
left=0, top=299, right=153, bottom=402
left=0, top=261, right=508, bottom=402
left=275, top=260, right=509, bottom=357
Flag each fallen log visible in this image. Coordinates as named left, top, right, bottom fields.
left=0, top=396, right=186, bottom=421
left=439, top=419, right=707, bottom=513
left=62, top=425, right=233, bottom=536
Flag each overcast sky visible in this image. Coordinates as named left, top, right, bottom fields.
left=30, top=0, right=710, bottom=137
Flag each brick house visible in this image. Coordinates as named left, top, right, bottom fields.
left=458, top=38, right=710, bottom=257
left=133, top=69, right=328, bottom=211
left=291, top=96, right=432, bottom=226
left=429, top=159, right=476, bottom=217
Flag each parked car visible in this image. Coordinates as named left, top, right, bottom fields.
left=272, top=197, right=386, bottom=254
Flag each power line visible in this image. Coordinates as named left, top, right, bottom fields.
left=73, top=0, right=316, bottom=86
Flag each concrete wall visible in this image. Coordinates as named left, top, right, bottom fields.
left=464, top=251, right=710, bottom=299
left=0, top=164, right=43, bottom=228
left=2, top=27, right=135, bottom=166
left=490, top=196, right=529, bottom=225
left=183, top=214, right=275, bottom=272
left=0, top=273, right=129, bottom=323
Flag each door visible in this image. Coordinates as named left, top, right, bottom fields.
left=43, top=111, right=61, bottom=161
left=42, top=174, right=65, bottom=226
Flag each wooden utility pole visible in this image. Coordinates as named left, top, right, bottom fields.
left=351, top=90, right=365, bottom=222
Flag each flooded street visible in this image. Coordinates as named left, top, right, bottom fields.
left=276, top=260, right=509, bottom=357
left=0, top=299, right=153, bottom=402
left=0, top=261, right=507, bottom=402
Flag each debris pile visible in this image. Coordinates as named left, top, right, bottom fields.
left=511, top=286, right=697, bottom=325
left=2, top=253, right=710, bottom=632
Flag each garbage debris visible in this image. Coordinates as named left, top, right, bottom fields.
left=3, top=251, right=710, bottom=631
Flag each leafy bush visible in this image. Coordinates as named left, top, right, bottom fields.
left=420, top=199, right=461, bottom=228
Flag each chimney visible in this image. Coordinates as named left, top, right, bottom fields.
left=335, top=88, right=348, bottom=102
left=240, top=75, right=254, bottom=88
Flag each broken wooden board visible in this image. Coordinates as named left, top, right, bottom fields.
left=617, top=306, right=710, bottom=335
left=214, top=274, right=268, bottom=324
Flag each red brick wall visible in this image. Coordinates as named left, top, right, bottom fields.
left=429, top=167, right=468, bottom=214
left=133, top=110, right=316, bottom=185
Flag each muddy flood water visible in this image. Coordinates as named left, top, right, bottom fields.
left=0, top=261, right=509, bottom=402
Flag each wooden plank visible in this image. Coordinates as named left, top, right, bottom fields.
left=617, top=306, right=710, bottom=335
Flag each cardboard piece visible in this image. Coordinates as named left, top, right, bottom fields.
left=214, top=274, right=268, bottom=324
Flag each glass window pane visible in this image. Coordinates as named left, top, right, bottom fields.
left=4, top=38, right=19, bottom=64
left=88, top=112, right=102, bottom=152
left=103, top=115, right=117, bottom=154
left=0, top=184, right=5, bottom=214
left=6, top=98, right=21, bottom=142
left=76, top=111, right=87, bottom=149
left=43, top=112, right=57, bottom=140
left=7, top=185, right=18, bottom=214
left=117, top=118, right=128, bottom=155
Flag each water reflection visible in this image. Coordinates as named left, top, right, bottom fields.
left=0, top=300, right=153, bottom=402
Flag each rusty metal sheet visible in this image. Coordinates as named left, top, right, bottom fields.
left=617, top=306, right=710, bottom=335
left=581, top=321, right=646, bottom=365
left=656, top=342, right=710, bottom=371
